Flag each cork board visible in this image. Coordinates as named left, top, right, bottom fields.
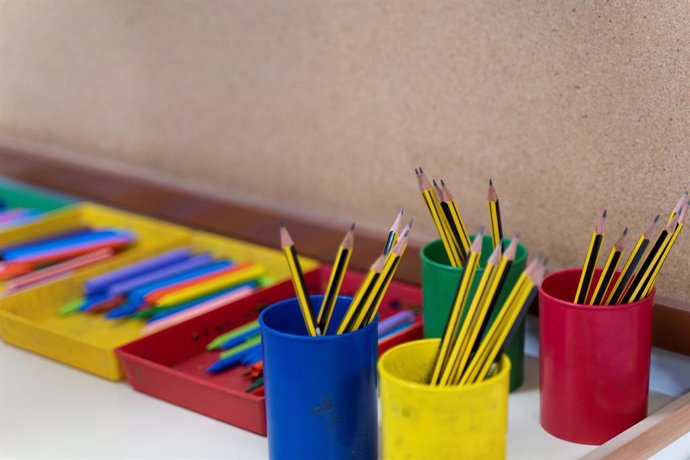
left=1, top=1, right=689, bottom=301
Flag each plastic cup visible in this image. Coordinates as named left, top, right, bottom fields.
left=420, top=235, right=528, bottom=391
left=260, top=295, right=378, bottom=460
left=379, top=339, right=510, bottom=459
left=539, top=268, right=654, bottom=444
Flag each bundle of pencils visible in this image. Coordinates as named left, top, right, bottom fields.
left=57, top=247, right=268, bottom=334
left=0, top=228, right=135, bottom=291
left=280, top=213, right=413, bottom=336
left=574, top=188, right=688, bottom=305
left=428, top=233, right=546, bottom=386
left=415, top=168, right=505, bottom=267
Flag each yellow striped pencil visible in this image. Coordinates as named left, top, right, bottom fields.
left=280, top=224, right=320, bottom=336
left=336, top=254, right=386, bottom=334
left=488, top=179, right=503, bottom=249
left=589, top=228, right=627, bottom=305
left=317, top=223, right=354, bottom=334
left=667, top=188, right=688, bottom=225
left=429, top=229, right=483, bottom=385
left=621, top=215, right=676, bottom=304
left=383, top=208, right=404, bottom=255
left=606, top=215, right=658, bottom=305
left=417, top=168, right=462, bottom=266
left=574, top=210, right=607, bottom=304
left=440, top=179, right=471, bottom=258
left=439, top=242, right=500, bottom=386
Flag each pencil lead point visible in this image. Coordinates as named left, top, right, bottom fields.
left=432, top=179, right=438, bottom=186
left=407, top=218, right=414, bottom=228
left=414, top=167, right=418, bottom=174
left=602, top=209, right=607, bottom=218
left=279, top=221, right=285, bottom=228
left=399, top=207, right=404, bottom=215
left=440, top=178, right=445, bottom=186
left=350, top=222, right=356, bottom=231
left=654, top=214, right=660, bottom=222
left=623, top=227, right=628, bottom=235
left=515, top=232, right=521, bottom=240
left=489, top=178, right=493, bottom=186
left=418, top=166, right=424, bottom=174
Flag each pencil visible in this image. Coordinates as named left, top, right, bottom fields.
left=355, top=227, right=410, bottom=329
left=280, top=224, right=320, bottom=336
left=383, top=208, right=404, bottom=255
left=639, top=203, right=687, bottom=299
left=473, top=262, right=544, bottom=383
left=429, top=229, right=483, bottom=385
left=487, top=179, right=503, bottom=249
left=606, top=215, right=658, bottom=305
left=466, top=235, right=519, bottom=367
left=574, top=210, right=607, bottom=304
left=335, top=254, right=386, bottom=334
left=434, top=178, right=465, bottom=264
left=439, top=241, right=500, bottom=386
left=439, top=181, right=468, bottom=263
left=317, top=223, right=354, bottom=333
left=589, top=228, right=627, bottom=305
left=667, top=188, right=688, bottom=225
left=440, top=179, right=471, bottom=259
left=460, top=257, right=540, bottom=385
left=620, top=215, right=676, bottom=304
left=416, top=168, right=462, bottom=267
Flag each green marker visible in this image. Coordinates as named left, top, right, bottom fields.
left=245, top=376, right=264, bottom=393
left=58, top=298, right=85, bottom=316
left=207, top=320, right=260, bottom=350
left=219, top=335, right=261, bottom=359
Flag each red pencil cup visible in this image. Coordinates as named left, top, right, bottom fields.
left=539, top=268, right=654, bottom=445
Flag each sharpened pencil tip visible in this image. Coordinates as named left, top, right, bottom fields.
left=418, top=166, right=424, bottom=174
left=623, top=227, right=628, bottom=235
left=399, top=207, right=404, bottom=215
left=515, top=232, right=521, bottom=240
left=350, top=222, right=356, bottom=231
left=414, top=167, right=419, bottom=174
left=432, top=179, right=438, bottom=186
left=279, top=221, right=285, bottom=228
left=654, top=214, right=660, bottom=222
left=602, top=209, right=607, bottom=218
left=407, top=218, right=414, bottom=228
left=489, top=178, right=493, bottom=186
left=440, top=178, right=445, bottom=186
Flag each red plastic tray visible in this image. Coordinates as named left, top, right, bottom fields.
left=116, top=265, right=423, bottom=435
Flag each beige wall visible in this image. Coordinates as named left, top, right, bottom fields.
left=1, top=1, right=690, bottom=301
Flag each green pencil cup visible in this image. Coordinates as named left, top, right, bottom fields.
left=420, top=235, right=528, bottom=391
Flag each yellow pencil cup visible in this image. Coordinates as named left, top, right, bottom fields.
left=379, top=339, right=510, bottom=460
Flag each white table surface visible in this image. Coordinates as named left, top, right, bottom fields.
left=0, top=342, right=674, bottom=459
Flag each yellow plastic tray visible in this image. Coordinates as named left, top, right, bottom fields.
left=0, top=227, right=319, bottom=380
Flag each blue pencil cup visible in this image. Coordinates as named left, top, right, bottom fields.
left=259, top=295, right=378, bottom=460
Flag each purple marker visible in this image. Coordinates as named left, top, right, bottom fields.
left=85, top=247, right=192, bottom=295
left=106, top=253, right=214, bottom=297
left=377, top=310, right=416, bottom=337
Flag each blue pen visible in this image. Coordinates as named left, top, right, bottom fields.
left=85, top=247, right=192, bottom=295
left=78, top=293, right=114, bottom=312
left=104, top=301, right=145, bottom=319
left=146, top=281, right=257, bottom=323
left=219, top=324, right=261, bottom=350
left=206, top=345, right=262, bottom=374
left=3, top=230, right=131, bottom=258
left=127, top=260, right=233, bottom=304
left=106, top=253, right=215, bottom=297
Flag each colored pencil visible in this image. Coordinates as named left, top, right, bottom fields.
left=207, top=320, right=259, bottom=350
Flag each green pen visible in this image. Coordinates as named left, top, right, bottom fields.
left=58, top=298, right=85, bottom=316
left=219, top=335, right=261, bottom=359
left=206, top=320, right=259, bottom=350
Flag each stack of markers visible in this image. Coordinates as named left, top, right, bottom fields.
left=57, top=247, right=268, bottom=335
left=429, top=236, right=547, bottom=386
left=574, top=188, right=689, bottom=305
left=0, top=201, right=44, bottom=230
left=279, top=212, right=413, bottom=337
left=0, top=228, right=135, bottom=291
left=204, top=309, right=419, bottom=390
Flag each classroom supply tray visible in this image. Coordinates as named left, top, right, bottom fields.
left=116, top=265, right=423, bottom=436
left=0, top=223, right=318, bottom=380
